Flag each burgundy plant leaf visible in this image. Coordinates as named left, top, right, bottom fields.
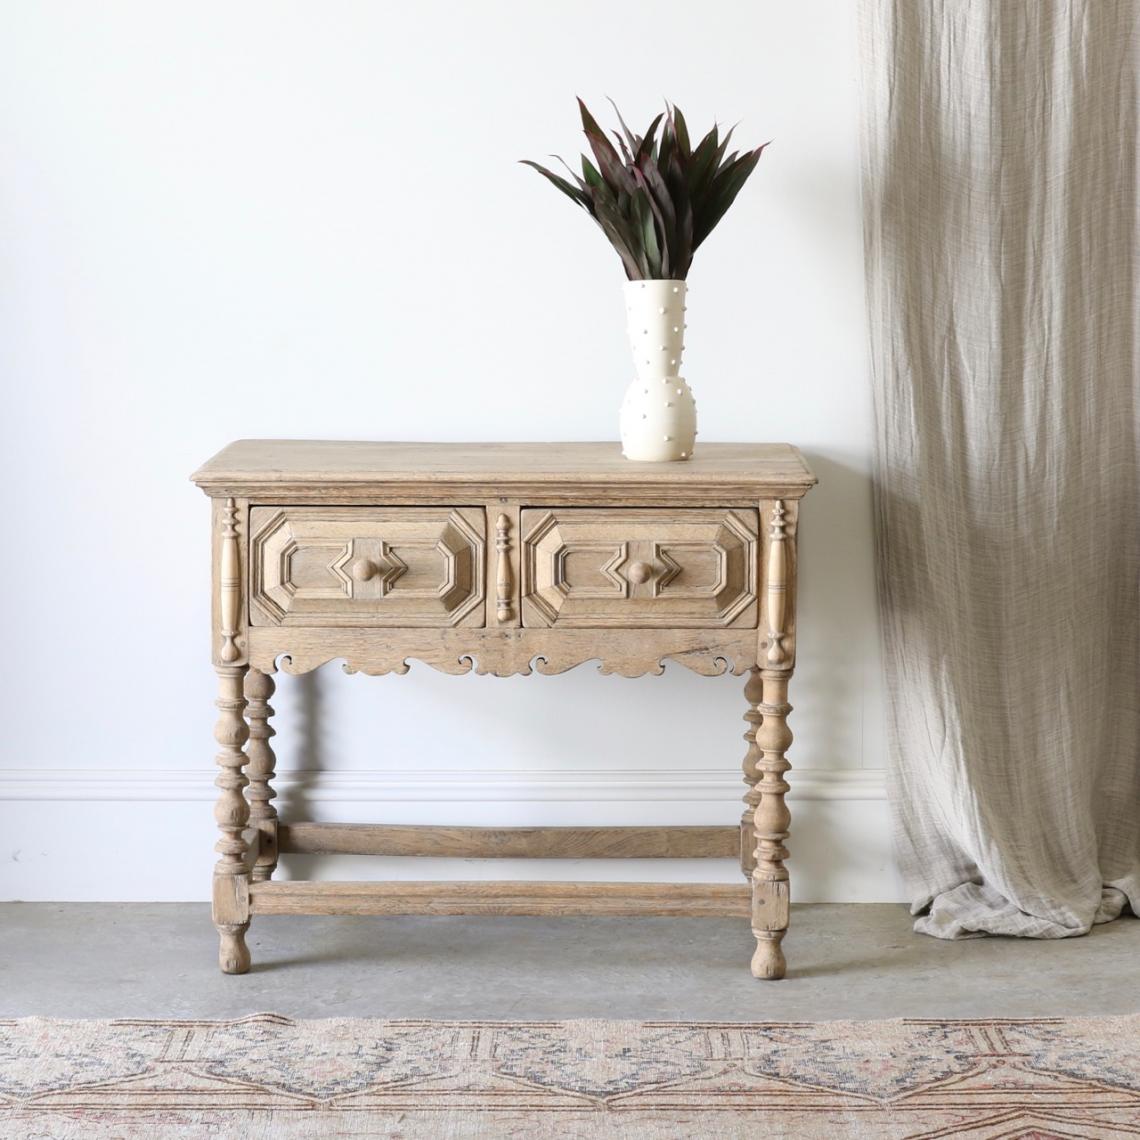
left=519, top=159, right=592, bottom=211
left=577, top=98, right=638, bottom=197
left=522, top=98, right=767, bottom=281
left=658, top=116, right=675, bottom=175
left=693, top=144, right=768, bottom=249
left=635, top=152, right=677, bottom=276
left=634, top=112, right=664, bottom=166
left=669, top=103, right=692, bottom=159
left=607, top=96, right=643, bottom=159
left=590, top=185, right=648, bottom=278
left=610, top=129, right=633, bottom=164
left=687, top=124, right=722, bottom=197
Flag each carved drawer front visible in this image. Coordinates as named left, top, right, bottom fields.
left=520, top=508, right=759, bottom=628
left=249, top=507, right=485, bottom=627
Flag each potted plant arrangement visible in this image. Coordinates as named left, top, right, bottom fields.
left=523, top=99, right=768, bottom=461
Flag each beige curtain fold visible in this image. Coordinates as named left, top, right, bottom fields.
left=858, top=0, right=1140, bottom=937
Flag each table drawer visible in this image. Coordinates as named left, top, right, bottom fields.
left=249, top=506, right=485, bottom=627
left=520, top=507, right=759, bottom=628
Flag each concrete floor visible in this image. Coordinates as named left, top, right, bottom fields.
left=1, top=903, right=1135, bottom=1021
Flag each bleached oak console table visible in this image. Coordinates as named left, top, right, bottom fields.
left=191, top=441, right=816, bottom=979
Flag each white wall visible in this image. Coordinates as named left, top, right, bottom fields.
left=0, top=0, right=901, bottom=902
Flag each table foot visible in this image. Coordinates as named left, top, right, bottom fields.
left=216, top=923, right=251, bottom=974
left=751, top=930, right=787, bottom=980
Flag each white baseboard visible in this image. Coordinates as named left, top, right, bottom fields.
left=0, top=767, right=904, bottom=903
left=0, top=766, right=886, bottom=803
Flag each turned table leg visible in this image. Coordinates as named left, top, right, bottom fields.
left=751, top=501, right=795, bottom=980
left=739, top=668, right=764, bottom=878
left=245, top=669, right=279, bottom=883
left=751, top=672, right=793, bottom=978
left=213, top=663, right=251, bottom=974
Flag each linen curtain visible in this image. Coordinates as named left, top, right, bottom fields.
left=859, top=0, right=1140, bottom=937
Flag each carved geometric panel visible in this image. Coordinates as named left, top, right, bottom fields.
left=520, top=508, right=758, bottom=628
left=250, top=507, right=485, bottom=627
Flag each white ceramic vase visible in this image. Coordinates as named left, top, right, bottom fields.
left=619, top=279, right=696, bottom=462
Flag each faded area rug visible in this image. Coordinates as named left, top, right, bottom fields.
left=2, top=1014, right=1138, bottom=1138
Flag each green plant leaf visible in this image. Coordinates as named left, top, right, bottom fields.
left=635, top=151, right=676, bottom=276
left=634, top=189, right=662, bottom=277
left=552, top=154, right=595, bottom=195
left=631, top=167, right=669, bottom=277
left=581, top=155, right=604, bottom=189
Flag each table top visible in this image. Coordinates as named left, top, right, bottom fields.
left=192, top=441, right=816, bottom=492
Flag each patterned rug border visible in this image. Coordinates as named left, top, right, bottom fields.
left=3, top=1010, right=1138, bottom=1139
left=5, top=1012, right=1134, bottom=1027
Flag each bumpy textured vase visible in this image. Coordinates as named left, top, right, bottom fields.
left=619, top=279, right=696, bottom=462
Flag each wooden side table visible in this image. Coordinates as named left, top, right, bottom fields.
left=191, top=442, right=816, bottom=978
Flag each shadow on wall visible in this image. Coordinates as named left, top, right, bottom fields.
left=273, top=654, right=746, bottom=808
left=276, top=671, right=322, bottom=824
left=793, top=449, right=881, bottom=773
left=268, top=451, right=891, bottom=898
left=272, top=447, right=881, bottom=790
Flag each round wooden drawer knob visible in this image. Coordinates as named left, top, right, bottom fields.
left=628, top=560, right=653, bottom=584
left=350, top=558, right=378, bottom=582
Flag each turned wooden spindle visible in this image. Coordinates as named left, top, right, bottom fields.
left=495, top=513, right=513, bottom=623
left=740, top=667, right=764, bottom=878
left=752, top=500, right=795, bottom=980
left=213, top=664, right=251, bottom=974
left=245, top=669, right=278, bottom=883
left=218, top=498, right=241, bottom=663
